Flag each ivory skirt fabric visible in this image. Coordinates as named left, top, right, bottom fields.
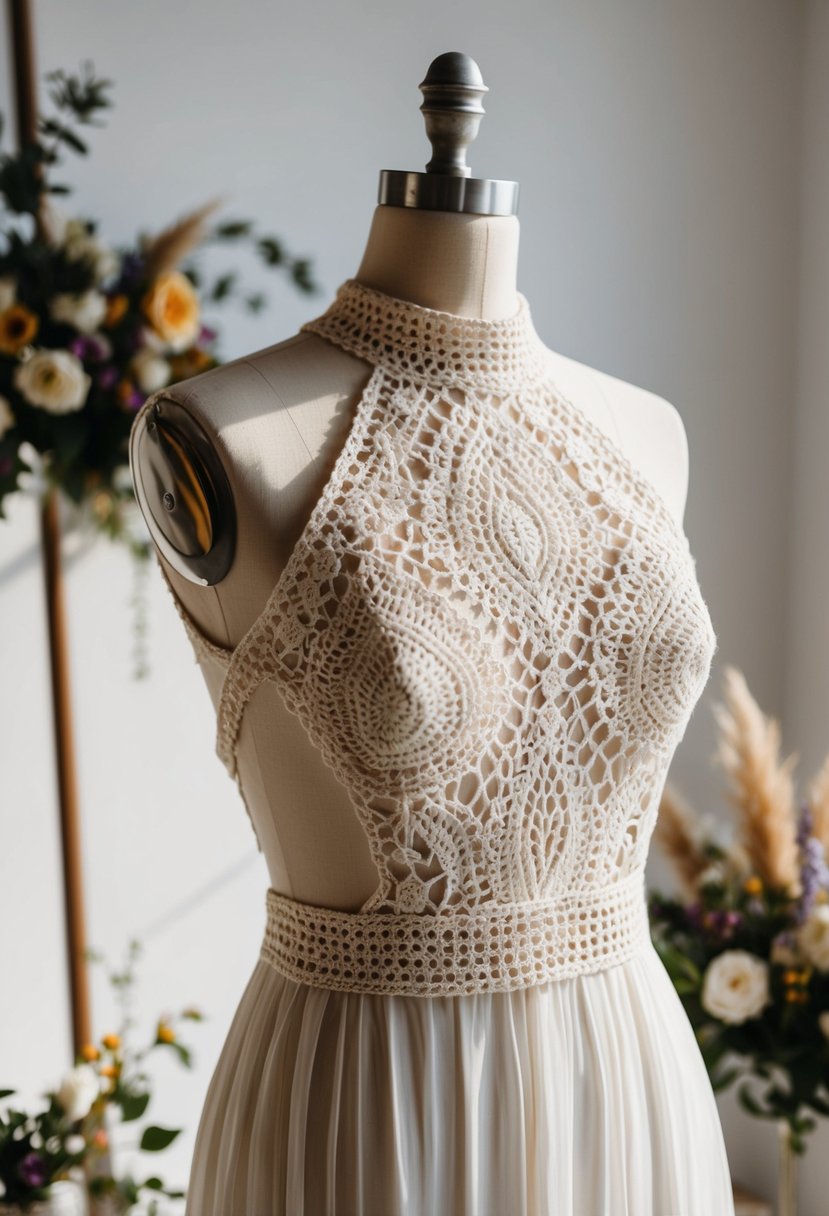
left=183, top=934, right=735, bottom=1216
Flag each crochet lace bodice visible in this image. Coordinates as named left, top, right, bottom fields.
left=142, top=278, right=718, bottom=996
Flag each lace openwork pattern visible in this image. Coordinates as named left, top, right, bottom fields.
left=141, top=278, right=718, bottom=996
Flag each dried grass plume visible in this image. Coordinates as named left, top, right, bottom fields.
left=141, top=195, right=228, bottom=279
left=712, top=664, right=800, bottom=894
left=653, top=780, right=711, bottom=899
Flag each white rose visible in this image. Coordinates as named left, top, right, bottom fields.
left=64, top=1133, right=86, bottom=1155
left=697, top=863, right=725, bottom=888
left=56, top=1063, right=99, bottom=1122
left=701, top=949, right=771, bottom=1025
left=14, top=349, right=91, bottom=413
left=0, top=394, right=15, bottom=438
left=138, top=324, right=167, bottom=353
left=131, top=348, right=171, bottom=394
left=797, top=905, right=829, bottom=971
left=50, top=290, right=108, bottom=334
left=63, top=221, right=118, bottom=284
left=0, top=276, right=16, bottom=311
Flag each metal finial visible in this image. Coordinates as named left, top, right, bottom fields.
left=377, top=52, right=519, bottom=216
left=418, top=52, right=488, bottom=177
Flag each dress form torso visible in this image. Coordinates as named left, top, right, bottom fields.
left=129, top=204, right=690, bottom=911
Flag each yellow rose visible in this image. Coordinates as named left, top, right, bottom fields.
left=141, top=271, right=200, bottom=352
left=0, top=304, right=39, bottom=354
left=157, top=1022, right=176, bottom=1044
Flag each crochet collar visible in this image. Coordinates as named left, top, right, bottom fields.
left=299, top=277, right=550, bottom=392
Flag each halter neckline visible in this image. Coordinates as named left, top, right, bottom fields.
left=298, top=277, right=550, bottom=393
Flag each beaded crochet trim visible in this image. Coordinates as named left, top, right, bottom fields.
left=139, top=277, right=718, bottom=995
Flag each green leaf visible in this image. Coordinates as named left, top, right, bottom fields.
left=39, top=117, right=88, bottom=155
left=0, top=1089, right=16, bottom=1099
left=737, top=1082, right=770, bottom=1119
left=210, top=273, right=235, bottom=302
left=118, top=1090, right=150, bottom=1122
left=257, top=237, right=283, bottom=266
left=140, top=1124, right=181, bottom=1152
left=215, top=220, right=252, bottom=239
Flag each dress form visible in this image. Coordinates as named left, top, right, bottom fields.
left=129, top=58, right=690, bottom=912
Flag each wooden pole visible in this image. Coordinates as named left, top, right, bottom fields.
left=8, top=0, right=92, bottom=1057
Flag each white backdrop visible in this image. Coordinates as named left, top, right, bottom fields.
left=0, top=0, right=825, bottom=1209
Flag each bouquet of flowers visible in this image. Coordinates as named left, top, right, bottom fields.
left=0, top=939, right=202, bottom=1214
left=649, top=664, right=829, bottom=1158
left=0, top=61, right=317, bottom=551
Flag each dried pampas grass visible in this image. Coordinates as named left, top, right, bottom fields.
left=712, top=664, right=800, bottom=894
left=653, top=781, right=710, bottom=898
left=141, top=195, right=228, bottom=279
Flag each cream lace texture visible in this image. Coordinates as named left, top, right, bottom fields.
left=144, top=278, right=719, bottom=997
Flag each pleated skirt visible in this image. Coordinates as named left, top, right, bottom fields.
left=184, top=936, right=735, bottom=1216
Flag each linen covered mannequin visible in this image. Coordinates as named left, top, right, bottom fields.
left=129, top=201, right=690, bottom=910
left=127, top=57, right=739, bottom=1215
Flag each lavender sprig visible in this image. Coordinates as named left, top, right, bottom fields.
left=793, top=801, right=829, bottom=925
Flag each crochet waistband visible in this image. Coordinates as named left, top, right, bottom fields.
left=258, top=868, right=651, bottom=997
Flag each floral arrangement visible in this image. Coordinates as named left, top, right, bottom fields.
left=0, top=939, right=202, bottom=1214
left=649, top=664, right=829, bottom=1155
left=0, top=61, right=318, bottom=552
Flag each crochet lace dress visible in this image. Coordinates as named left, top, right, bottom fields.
left=137, top=279, right=735, bottom=1216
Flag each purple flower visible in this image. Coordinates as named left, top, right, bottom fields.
left=685, top=901, right=703, bottom=929
left=116, top=252, right=145, bottom=291
left=69, top=333, right=111, bottom=364
left=96, top=364, right=119, bottom=390
left=794, top=801, right=829, bottom=925
left=199, top=323, right=217, bottom=344
left=18, top=1150, right=48, bottom=1188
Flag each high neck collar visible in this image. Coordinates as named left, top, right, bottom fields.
left=299, top=278, right=550, bottom=392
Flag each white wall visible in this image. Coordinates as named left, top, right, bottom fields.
left=0, top=0, right=816, bottom=1208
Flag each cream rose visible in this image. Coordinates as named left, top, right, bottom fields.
left=0, top=276, right=16, bottom=311
left=56, top=1063, right=99, bottom=1122
left=701, top=949, right=771, bottom=1025
left=50, top=290, right=108, bottom=334
left=0, top=394, right=15, bottom=438
left=63, top=219, right=119, bottom=283
left=697, top=862, right=725, bottom=889
left=142, top=271, right=200, bottom=352
left=797, top=905, right=829, bottom=971
left=14, top=349, right=91, bottom=413
left=131, top=348, right=171, bottom=394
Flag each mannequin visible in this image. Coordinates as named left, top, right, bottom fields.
left=129, top=54, right=737, bottom=1216
left=129, top=59, right=689, bottom=914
